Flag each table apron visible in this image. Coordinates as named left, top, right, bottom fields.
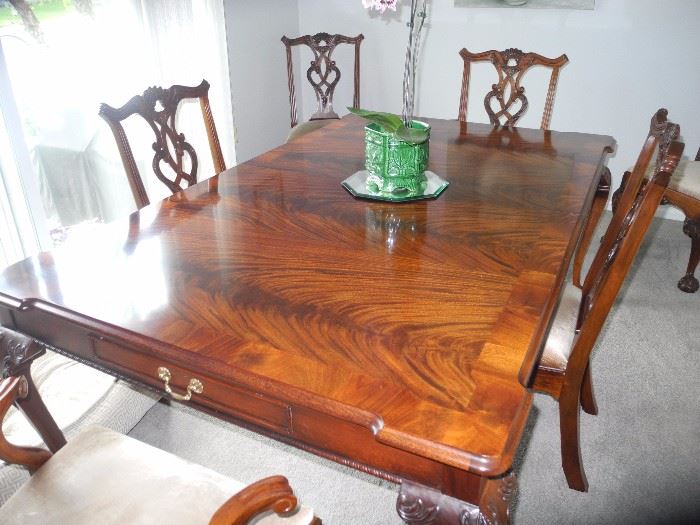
left=2, top=304, right=493, bottom=503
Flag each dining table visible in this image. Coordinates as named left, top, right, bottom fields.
left=0, top=115, right=614, bottom=524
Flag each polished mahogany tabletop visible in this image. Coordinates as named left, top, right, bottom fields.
left=0, top=116, right=614, bottom=484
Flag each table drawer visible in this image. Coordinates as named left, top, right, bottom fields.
left=91, top=338, right=291, bottom=434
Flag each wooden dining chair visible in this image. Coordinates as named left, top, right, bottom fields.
left=457, top=47, right=603, bottom=288
left=612, top=122, right=699, bottom=293
left=530, top=108, right=684, bottom=492
left=99, top=79, right=226, bottom=209
left=458, top=47, right=569, bottom=130
left=281, top=33, right=363, bottom=142
left=0, top=328, right=318, bottom=525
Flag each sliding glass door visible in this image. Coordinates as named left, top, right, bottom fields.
left=0, top=0, right=234, bottom=266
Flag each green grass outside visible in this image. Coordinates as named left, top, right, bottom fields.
left=0, top=1, right=75, bottom=27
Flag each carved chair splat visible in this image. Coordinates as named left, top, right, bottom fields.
left=282, top=32, right=363, bottom=141
left=99, top=79, right=226, bottom=210
left=610, top=109, right=699, bottom=293
left=531, top=109, right=684, bottom=492
left=458, top=47, right=568, bottom=130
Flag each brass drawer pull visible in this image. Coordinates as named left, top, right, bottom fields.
left=157, top=366, right=203, bottom=401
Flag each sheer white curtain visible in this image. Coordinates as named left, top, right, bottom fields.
left=0, top=120, right=34, bottom=267
left=0, top=38, right=47, bottom=268
left=125, top=0, right=235, bottom=204
left=0, top=0, right=235, bottom=266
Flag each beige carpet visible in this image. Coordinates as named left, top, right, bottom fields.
left=128, top=214, right=700, bottom=525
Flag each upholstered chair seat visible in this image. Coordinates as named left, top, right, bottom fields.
left=1, top=350, right=158, bottom=504
left=0, top=426, right=315, bottom=525
left=664, top=160, right=700, bottom=199
left=0, top=328, right=317, bottom=524
left=634, top=159, right=700, bottom=199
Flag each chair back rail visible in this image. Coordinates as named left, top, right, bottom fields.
left=589, top=109, right=680, bottom=297
left=608, top=110, right=700, bottom=293
left=612, top=109, right=680, bottom=219
left=458, top=47, right=568, bottom=130
left=99, top=80, right=225, bottom=209
left=578, top=110, right=683, bottom=366
left=282, top=33, right=364, bottom=128
left=578, top=140, right=683, bottom=352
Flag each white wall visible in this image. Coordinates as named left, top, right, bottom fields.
left=223, top=1, right=699, bottom=217
left=224, top=0, right=299, bottom=162
left=290, top=0, right=699, bottom=219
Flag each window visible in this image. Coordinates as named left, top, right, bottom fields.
left=0, top=0, right=234, bottom=266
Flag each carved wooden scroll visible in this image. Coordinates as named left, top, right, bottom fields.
left=99, top=79, right=225, bottom=209
left=583, top=110, right=682, bottom=344
left=282, top=33, right=364, bottom=128
left=611, top=108, right=680, bottom=215
left=1, top=326, right=44, bottom=379
left=397, top=473, right=515, bottom=525
left=458, top=48, right=568, bottom=130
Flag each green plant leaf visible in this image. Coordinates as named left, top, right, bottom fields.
left=348, top=107, right=429, bottom=145
left=347, top=107, right=404, bottom=134
left=394, top=126, right=430, bottom=145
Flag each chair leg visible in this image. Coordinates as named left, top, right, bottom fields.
left=678, top=218, right=699, bottom=293
left=559, top=391, right=588, bottom=492
left=580, top=361, right=598, bottom=416
left=573, top=168, right=611, bottom=288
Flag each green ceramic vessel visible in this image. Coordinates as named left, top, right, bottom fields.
left=364, top=121, right=430, bottom=195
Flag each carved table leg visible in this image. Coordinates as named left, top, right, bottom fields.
left=396, top=472, right=515, bottom=525
left=678, top=217, right=700, bottom=293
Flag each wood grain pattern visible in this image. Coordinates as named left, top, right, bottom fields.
left=0, top=116, right=613, bottom=522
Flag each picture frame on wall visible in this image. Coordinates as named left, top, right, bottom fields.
left=455, top=0, right=594, bottom=9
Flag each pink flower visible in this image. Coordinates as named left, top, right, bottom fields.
left=363, top=0, right=398, bottom=13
